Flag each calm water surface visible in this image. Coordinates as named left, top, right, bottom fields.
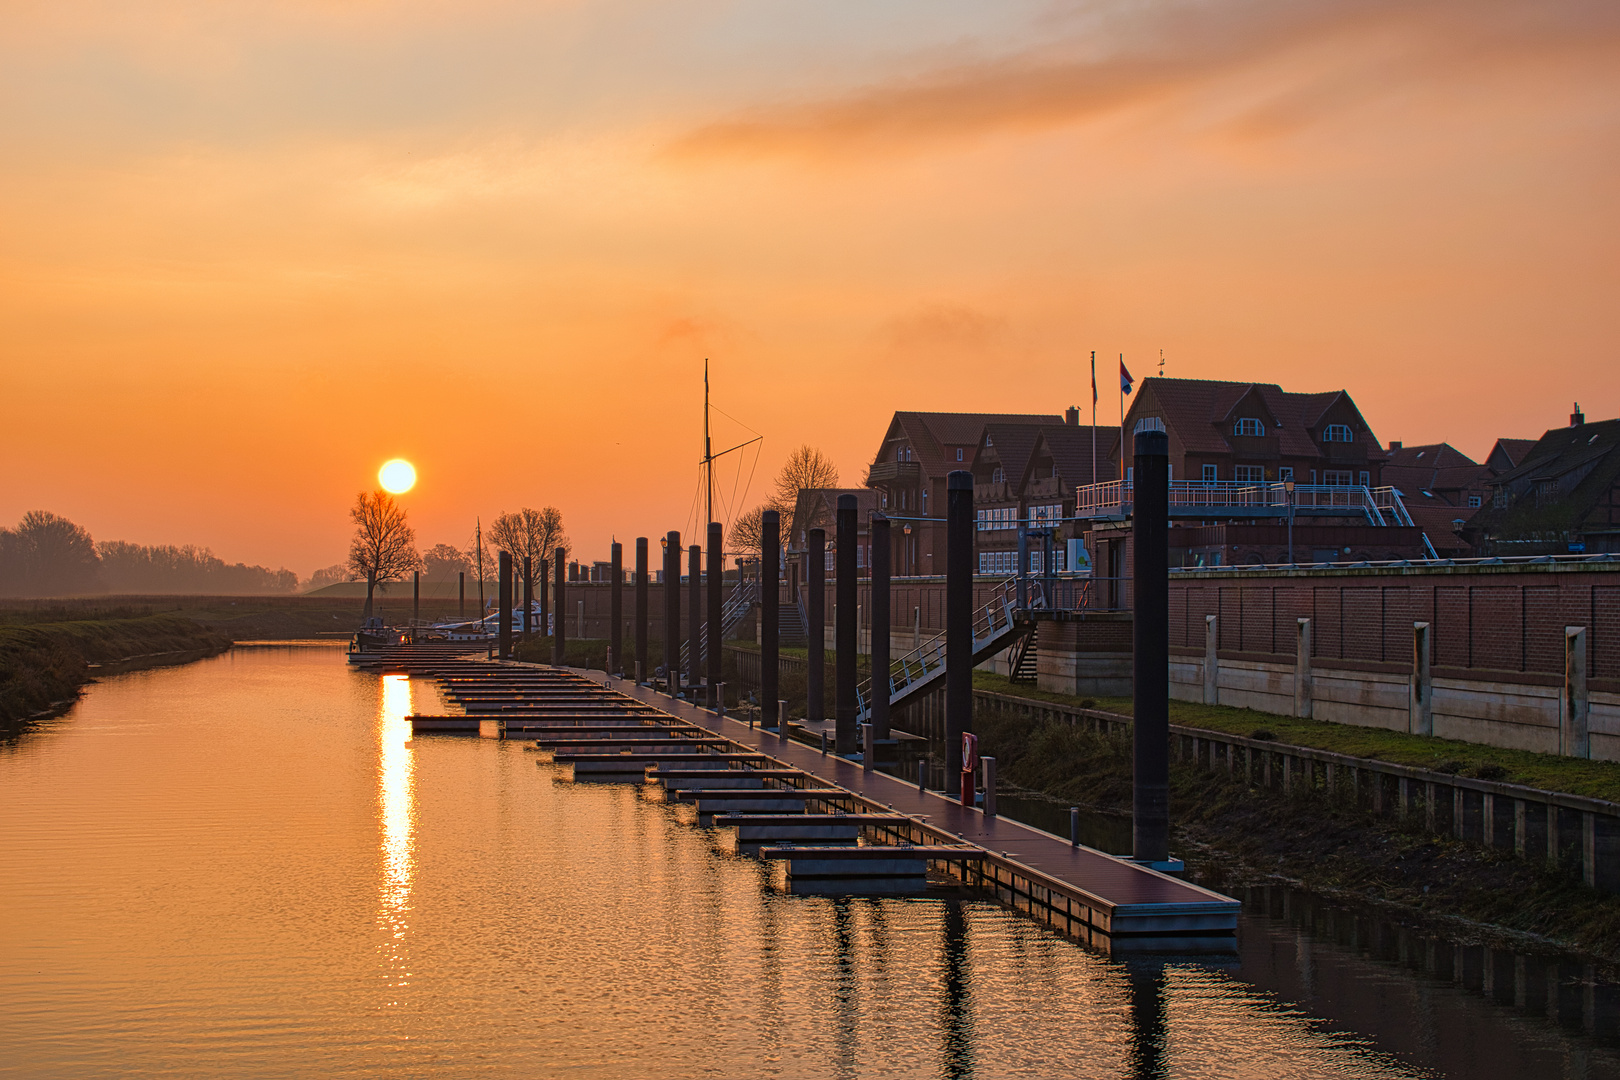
left=3, top=645, right=1618, bottom=1079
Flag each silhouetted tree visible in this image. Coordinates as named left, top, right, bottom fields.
left=422, top=544, right=467, bottom=582
left=2, top=512, right=101, bottom=596
left=347, top=491, right=419, bottom=620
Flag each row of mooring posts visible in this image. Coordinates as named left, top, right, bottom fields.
left=479, top=429, right=1172, bottom=866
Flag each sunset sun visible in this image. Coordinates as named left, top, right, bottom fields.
left=377, top=459, right=416, bottom=494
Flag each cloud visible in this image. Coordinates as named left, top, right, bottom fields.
left=666, top=0, right=1620, bottom=159
left=880, top=302, right=1008, bottom=354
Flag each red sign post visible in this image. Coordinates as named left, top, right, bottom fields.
left=960, top=732, right=979, bottom=807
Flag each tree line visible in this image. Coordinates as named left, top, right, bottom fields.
left=0, top=511, right=299, bottom=597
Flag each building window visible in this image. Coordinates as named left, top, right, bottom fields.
left=1234, top=466, right=1264, bottom=483
left=1233, top=418, right=1265, bottom=436
left=992, top=467, right=1005, bottom=483
left=956, top=448, right=964, bottom=461
left=1468, top=495, right=1482, bottom=508
left=1278, top=467, right=1294, bottom=482
left=1134, top=416, right=1165, bottom=434
left=1323, top=470, right=1353, bottom=486
left=1030, top=503, right=1063, bottom=526
left=1322, top=424, right=1354, bottom=442
left=1202, top=464, right=1217, bottom=482
left=985, top=434, right=993, bottom=447
left=1359, top=470, right=1370, bottom=488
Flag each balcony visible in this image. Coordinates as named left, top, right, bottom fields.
left=868, top=460, right=922, bottom=486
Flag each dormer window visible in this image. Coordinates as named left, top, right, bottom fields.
left=1322, top=424, right=1354, bottom=442
left=1134, top=417, right=1165, bottom=434
left=956, top=448, right=963, bottom=461
left=1233, top=418, right=1265, bottom=436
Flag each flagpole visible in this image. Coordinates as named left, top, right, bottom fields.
left=1119, top=354, right=1126, bottom=482
left=1090, top=350, right=1097, bottom=489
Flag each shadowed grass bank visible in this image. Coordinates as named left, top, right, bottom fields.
left=0, top=615, right=233, bottom=725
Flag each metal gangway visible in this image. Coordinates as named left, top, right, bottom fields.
left=854, top=576, right=1030, bottom=726
left=679, top=576, right=761, bottom=671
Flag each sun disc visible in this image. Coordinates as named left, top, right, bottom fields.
left=379, top=459, right=416, bottom=494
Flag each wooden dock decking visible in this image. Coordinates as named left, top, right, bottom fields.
left=385, top=651, right=1240, bottom=952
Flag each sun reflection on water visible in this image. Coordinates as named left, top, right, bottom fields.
left=376, top=674, right=416, bottom=1003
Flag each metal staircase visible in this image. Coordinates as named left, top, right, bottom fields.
left=679, top=577, right=761, bottom=670
left=1009, top=623, right=1039, bottom=683
left=854, top=577, right=1031, bottom=725
left=780, top=599, right=809, bottom=648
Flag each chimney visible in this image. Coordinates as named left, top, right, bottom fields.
left=1389, top=441, right=1402, bottom=452
left=1572, top=402, right=1585, bottom=427
left=1065, top=406, right=1079, bottom=426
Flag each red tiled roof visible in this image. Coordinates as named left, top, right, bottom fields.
left=1037, top=424, right=1121, bottom=489
left=1490, top=438, right=1537, bottom=471
left=886, top=411, right=1061, bottom=476
left=1386, top=442, right=1478, bottom=469
left=1121, top=378, right=1379, bottom=461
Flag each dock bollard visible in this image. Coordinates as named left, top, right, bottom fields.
left=918, top=759, right=926, bottom=792
left=716, top=681, right=725, bottom=718
left=861, top=723, right=873, bottom=772
left=820, top=731, right=828, bottom=755
left=1070, top=807, right=1080, bottom=847
left=983, top=756, right=997, bottom=818
left=778, top=700, right=788, bottom=738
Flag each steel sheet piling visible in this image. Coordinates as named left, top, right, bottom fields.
left=610, top=542, right=623, bottom=676
left=807, top=528, right=826, bottom=726
left=871, top=514, right=892, bottom=742
left=945, top=469, right=974, bottom=794
left=835, top=495, right=858, bottom=755
left=497, top=552, right=512, bottom=660
left=634, top=538, right=649, bottom=684
left=761, top=510, right=780, bottom=729
left=1132, top=429, right=1171, bottom=865
left=707, top=522, right=722, bottom=709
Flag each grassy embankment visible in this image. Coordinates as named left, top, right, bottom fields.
left=0, top=594, right=473, bottom=642
left=964, top=671, right=1620, bottom=962
left=0, top=614, right=233, bottom=725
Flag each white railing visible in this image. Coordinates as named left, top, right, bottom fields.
left=854, top=577, right=1022, bottom=724
left=680, top=577, right=760, bottom=669
left=1071, top=480, right=1416, bottom=526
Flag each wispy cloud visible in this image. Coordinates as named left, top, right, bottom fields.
left=667, top=0, right=1620, bottom=159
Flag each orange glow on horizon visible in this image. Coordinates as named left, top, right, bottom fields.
left=0, top=1, right=1615, bottom=577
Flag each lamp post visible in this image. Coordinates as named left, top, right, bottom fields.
left=1285, top=480, right=1296, bottom=564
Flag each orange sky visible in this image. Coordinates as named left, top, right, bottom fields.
left=2, top=0, right=1617, bottom=576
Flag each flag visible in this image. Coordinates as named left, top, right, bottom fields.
left=1090, top=352, right=1097, bottom=405
left=1120, top=359, right=1134, bottom=395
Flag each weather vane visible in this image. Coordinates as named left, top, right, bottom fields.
left=1159, top=349, right=1165, bottom=377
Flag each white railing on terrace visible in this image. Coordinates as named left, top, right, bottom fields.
left=1073, top=480, right=1416, bottom=526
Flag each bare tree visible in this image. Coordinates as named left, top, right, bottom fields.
left=728, top=445, right=838, bottom=555
left=422, top=544, right=467, bottom=581
left=3, top=511, right=101, bottom=596
left=347, top=491, right=419, bottom=620
left=489, top=507, right=569, bottom=575
left=772, top=445, right=840, bottom=509
left=489, top=508, right=568, bottom=622
left=731, top=503, right=790, bottom=554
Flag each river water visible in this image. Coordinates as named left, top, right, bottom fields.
left=3, top=644, right=1619, bottom=1079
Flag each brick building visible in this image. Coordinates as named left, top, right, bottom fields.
left=1469, top=408, right=1620, bottom=555
left=969, top=413, right=1118, bottom=576
left=866, top=410, right=1062, bottom=575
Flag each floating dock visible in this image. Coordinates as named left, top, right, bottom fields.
left=374, top=647, right=1240, bottom=953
